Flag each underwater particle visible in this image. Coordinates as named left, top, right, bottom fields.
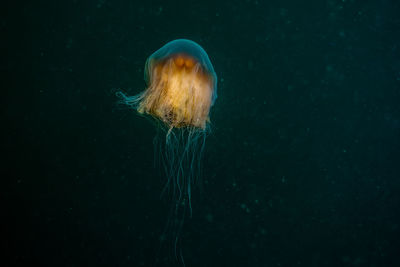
left=205, top=213, right=214, bottom=223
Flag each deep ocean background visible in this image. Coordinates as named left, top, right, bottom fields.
left=3, top=0, right=400, bottom=266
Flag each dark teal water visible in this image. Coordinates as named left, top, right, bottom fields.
left=3, top=0, right=400, bottom=266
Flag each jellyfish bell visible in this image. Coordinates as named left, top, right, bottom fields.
left=138, top=39, right=217, bottom=130
left=117, top=39, right=217, bottom=263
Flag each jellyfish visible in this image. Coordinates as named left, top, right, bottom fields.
left=117, top=39, right=217, bottom=263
